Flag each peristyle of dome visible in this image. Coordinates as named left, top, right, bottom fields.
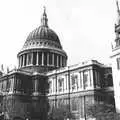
left=17, top=7, right=67, bottom=73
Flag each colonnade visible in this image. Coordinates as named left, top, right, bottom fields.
left=19, top=51, right=67, bottom=68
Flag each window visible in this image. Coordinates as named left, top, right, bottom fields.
left=58, top=78, right=64, bottom=92
left=116, top=57, right=120, bottom=70
left=49, top=81, right=52, bottom=93
left=71, top=74, right=78, bottom=91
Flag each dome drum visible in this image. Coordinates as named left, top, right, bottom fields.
left=18, top=50, right=67, bottom=72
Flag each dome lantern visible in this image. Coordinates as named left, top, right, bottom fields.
left=41, top=6, right=48, bottom=27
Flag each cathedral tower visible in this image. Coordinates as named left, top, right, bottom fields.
left=111, top=0, right=120, bottom=113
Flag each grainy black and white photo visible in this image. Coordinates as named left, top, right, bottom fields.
left=0, top=0, right=120, bottom=120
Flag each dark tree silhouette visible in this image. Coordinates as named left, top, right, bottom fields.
left=87, top=103, right=120, bottom=120
left=48, top=104, right=74, bottom=120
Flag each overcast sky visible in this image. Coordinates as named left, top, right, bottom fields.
left=0, top=0, right=118, bottom=70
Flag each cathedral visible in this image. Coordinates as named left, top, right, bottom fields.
left=0, top=7, right=114, bottom=120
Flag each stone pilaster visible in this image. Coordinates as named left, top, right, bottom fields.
left=81, top=71, right=83, bottom=89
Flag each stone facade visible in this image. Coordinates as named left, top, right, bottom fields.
left=0, top=7, right=114, bottom=120
left=47, top=60, right=113, bottom=120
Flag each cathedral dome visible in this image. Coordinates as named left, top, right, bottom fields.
left=17, top=7, right=67, bottom=73
left=23, top=26, right=62, bottom=50
left=22, top=8, right=62, bottom=51
left=26, top=26, right=61, bottom=47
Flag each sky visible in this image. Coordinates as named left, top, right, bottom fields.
left=0, top=0, right=118, bottom=70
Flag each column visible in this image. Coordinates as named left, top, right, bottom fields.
left=57, top=78, right=59, bottom=94
left=34, top=79, right=38, bottom=93
left=79, top=72, right=82, bottom=89
left=11, top=78, right=14, bottom=93
left=20, top=56, right=22, bottom=67
left=54, top=77, right=57, bottom=94
left=94, top=70, right=97, bottom=88
left=52, top=80, right=54, bottom=94
left=90, top=69, right=94, bottom=88
left=77, top=73, right=80, bottom=90
left=18, top=57, right=19, bottom=68
left=19, top=56, right=21, bottom=68
left=52, top=53, right=54, bottom=66
left=31, top=52, right=33, bottom=65
left=26, top=54, right=29, bottom=66
left=52, top=78, right=54, bottom=93
left=36, top=52, right=39, bottom=65
left=81, top=71, right=84, bottom=89
left=47, top=53, right=49, bottom=66
left=42, top=52, right=44, bottom=66
left=22, top=54, right=25, bottom=67
left=57, top=55, right=59, bottom=67
left=60, top=56, right=62, bottom=67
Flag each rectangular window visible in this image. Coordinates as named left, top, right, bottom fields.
left=49, top=81, right=52, bottom=93
left=117, top=57, right=120, bottom=70
left=58, top=78, right=64, bottom=92
left=71, top=74, right=78, bottom=91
